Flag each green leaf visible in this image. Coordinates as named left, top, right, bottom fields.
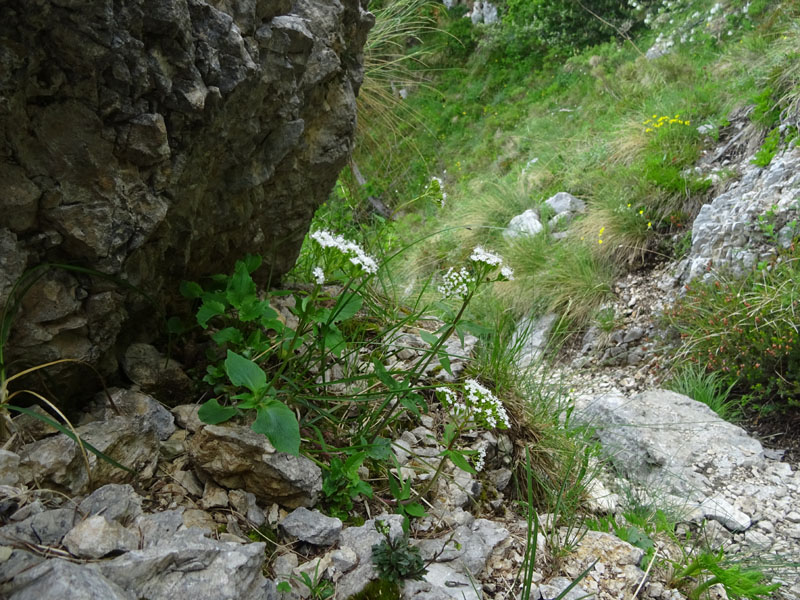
left=323, top=326, right=345, bottom=356
left=438, top=352, right=452, bottom=375
left=387, top=473, right=404, bottom=500
left=399, top=392, right=426, bottom=417
left=367, top=437, right=392, bottom=460
left=442, top=423, right=456, bottom=446
left=251, top=401, right=300, bottom=455
left=211, top=327, right=244, bottom=346
left=242, top=254, right=262, bottom=274
left=235, top=394, right=261, bottom=410
left=179, top=280, right=204, bottom=299
left=373, top=359, right=398, bottom=391
left=403, top=503, right=426, bottom=518
left=445, top=449, right=477, bottom=475
left=166, top=316, right=186, bottom=335
left=226, top=261, right=257, bottom=309
left=458, top=319, right=492, bottom=337
left=354, top=480, right=374, bottom=498
left=276, top=582, right=292, bottom=594
left=343, top=451, right=366, bottom=474
left=198, top=398, right=238, bottom=424
left=332, top=293, right=362, bottom=323
left=419, top=330, right=437, bottom=346
left=239, top=299, right=278, bottom=324
left=224, top=350, right=266, bottom=394
left=196, top=300, right=227, bottom=328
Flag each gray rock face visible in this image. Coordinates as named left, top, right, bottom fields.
left=88, top=388, right=176, bottom=440
left=685, top=147, right=800, bottom=282
left=78, top=483, right=144, bottom=525
left=504, top=208, right=543, bottom=238
left=120, top=344, right=194, bottom=407
left=17, top=416, right=159, bottom=494
left=188, top=424, right=322, bottom=508
left=91, top=528, right=274, bottom=600
left=0, top=554, right=134, bottom=600
left=512, top=312, right=558, bottom=368
left=545, top=192, right=586, bottom=216
left=573, top=389, right=764, bottom=499
left=0, top=450, right=20, bottom=485
left=0, top=507, right=79, bottom=546
left=0, top=0, right=374, bottom=380
left=63, top=515, right=139, bottom=559
left=280, top=507, right=342, bottom=546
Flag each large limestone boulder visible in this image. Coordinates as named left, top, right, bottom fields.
left=187, top=423, right=322, bottom=508
left=0, top=0, right=373, bottom=375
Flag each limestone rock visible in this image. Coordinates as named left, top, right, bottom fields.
left=88, top=388, right=176, bottom=441
left=172, top=404, right=204, bottom=433
left=573, top=390, right=764, bottom=499
left=686, top=148, right=800, bottom=282
left=90, top=528, right=274, bottom=600
left=280, top=507, right=342, bottom=546
left=545, top=192, right=586, bottom=216
left=188, top=424, right=322, bottom=508
left=336, top=514, right=406, bottom=599
left=63, top=515, right=139, bottom=559
left=513, top=312, right=559, bottom=369
left=17, top=416, right=159, bottom=495
left=132, top=509, right=185, bottom=549
left=0, top=0, right=375, bottom=393
left=0, top=554, right=133, bottom=600
left=120, top=344, right=193, bottom=406
left=78, top=483, right=144, bottom=525
left=0, top=507, right=79, bottom=546
left=0, top=450, right=20, bottom=485
left=504, top=209, right=543, bottom=238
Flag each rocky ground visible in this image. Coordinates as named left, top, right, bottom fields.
left=2, top=128, right=799, bottom=600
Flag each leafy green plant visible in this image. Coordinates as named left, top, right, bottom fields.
left=504, top=0, right=638, bottom=52
left=277, top=561, right=334, bottom=600
left=672, top=550, right=780, bottom=600
left=371, top=519, right=427, bottom=584
left=197, top=350, right=301, bottom=454
left=322, top=452, right=374, bottom=520
left=751, top=127, right=781, bottom=167
left=667, top=248, right=800, bottom=412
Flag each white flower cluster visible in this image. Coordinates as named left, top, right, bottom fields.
left=312, top=266, right=325, bottom=285
left=438, top=267, right=475, bottom=298
left=470, top=245, right=503, bottom=266
left=469, top=246, right=515, bottom=280
left=310, top=230, right=379, bottom=275
left=439, top=379, right=510, bottom=430
left=464, top=378, right=510, bottom=429
left=437, top=386, right=458, bottom=407
left=474, top=445, right=487, bottom=472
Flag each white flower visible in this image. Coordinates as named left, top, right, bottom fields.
left=470, top=246, right=503, bottom=267
left=310, top=230, right=379, bottom=275
left=500, top=265, right=515, bottom=281
left=438, top=267, right=474, bottom=298
left=463, top=378, right=510, bottom=430
left=474, top=445, right=487, bottom=472
left=312, top=266, right=325, bottom=285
